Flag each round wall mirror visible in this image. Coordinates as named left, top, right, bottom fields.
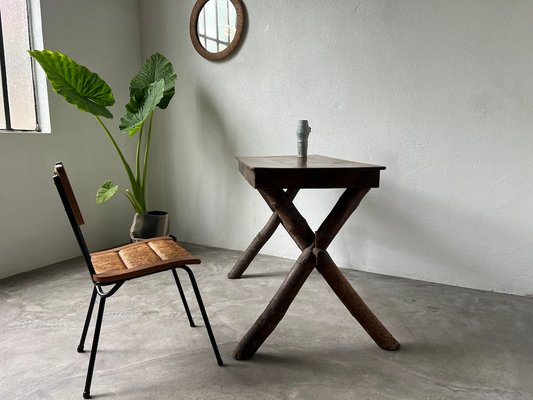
left=190, top=0, right=245, bottom=61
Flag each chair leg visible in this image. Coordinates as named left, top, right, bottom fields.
left=181, top=266, right=224, bottom=366
left=78, top=287, right=97, bottom=353
left=83, top=296, right=106, bottom=399
left=171, top=268, right=195, bottom=327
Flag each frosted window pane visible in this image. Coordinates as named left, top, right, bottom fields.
left=0, top=67, right=5, bottom=129
left=228, top=4, right=237, bottom=42
left=217, top=0, right=229, bottom=43
left=198, top=8, right=205, bottom=36
left=204, top=0, right=217, bottom=39
left=206, top=39, right=218, bottom=53
left=0, top=0, right=36, bottom=131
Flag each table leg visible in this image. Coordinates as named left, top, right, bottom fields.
left=315, top=251, right=400, bottom=351
left=233, top=187, right=400, bottom=360
left=315, top=187, right=370, bottom=250
left=228, top=189, right=299, bottom=279
left=258, top=189, right=315, bottom=251
left=233, top=245, right=315, bottom=360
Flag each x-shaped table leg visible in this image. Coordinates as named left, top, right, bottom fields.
left=228, top=188, right=300, bottom=279
left=233, top=188, right=400, bottom=360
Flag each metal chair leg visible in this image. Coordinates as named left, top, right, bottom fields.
left=83, top=296, right=106, bottom=399
left=78, top=287, right=97, bottom=353
left=171, top=268, right=195, bottom=327
left=181, top=266, right=224, bottom=366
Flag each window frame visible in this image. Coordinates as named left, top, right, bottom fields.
left=0, top=0, right=50, bottom=134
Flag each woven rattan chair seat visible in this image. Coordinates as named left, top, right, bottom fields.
left=90, top=237, right=200, bottom=284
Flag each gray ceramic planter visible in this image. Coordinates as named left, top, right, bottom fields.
left=130, top=211, right=170, bottom=241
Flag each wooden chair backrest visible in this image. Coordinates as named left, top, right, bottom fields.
left=53, top=163, right=85, bottom=226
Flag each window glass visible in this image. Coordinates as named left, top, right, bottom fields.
left=0, top=0, right=40, bottom=132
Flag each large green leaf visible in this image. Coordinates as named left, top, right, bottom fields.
left=128, top=53, right=176, bottom=111
left=96, top=180, right=119, bottom=204
left=29, top=50, right=114, bottom=118
left=119, top=80, right=165, bottom=135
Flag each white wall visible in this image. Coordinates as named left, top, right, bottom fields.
left=2, top=0, right=531, bottom=297
left=0, top=0, right=142, bottom=279
left=139, top=0, right=533, bottom=295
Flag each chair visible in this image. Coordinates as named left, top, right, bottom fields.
left=52, top=162, right=223, bottom=399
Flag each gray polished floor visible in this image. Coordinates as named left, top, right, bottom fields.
left=1, top=244, right=532, bottom=399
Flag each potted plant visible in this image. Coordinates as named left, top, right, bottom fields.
left=30, top=50, right=177, bottom=240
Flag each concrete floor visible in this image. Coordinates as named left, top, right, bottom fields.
left=1, top=244, right=532, bottom=400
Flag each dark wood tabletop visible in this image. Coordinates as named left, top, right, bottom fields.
left=236, top=155, right=385, bottom=189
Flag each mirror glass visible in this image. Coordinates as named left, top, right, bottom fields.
left=197, top=0, right=237, bottom=53
left=190, top=0, right=245, bottom=61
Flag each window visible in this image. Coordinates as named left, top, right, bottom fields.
left=0, top=0, right=49, bottom=133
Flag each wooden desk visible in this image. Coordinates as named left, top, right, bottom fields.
left=231, top=155, right=400, bottom=360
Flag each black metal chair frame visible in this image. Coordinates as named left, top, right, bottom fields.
left=53, top=163, right=223, bottom=399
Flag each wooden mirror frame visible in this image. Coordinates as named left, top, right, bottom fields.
left=190, top=0, right=245, bottom=61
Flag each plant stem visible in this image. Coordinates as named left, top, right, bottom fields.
left=136, top=123, right=143, bottom=187
left=135, top=123, right=145, bottom=211
left=123, top=190, right=143, bottom=212
left=95, top=116, right=144, bottom=213
left=141, top=111, right=154, bottom=204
